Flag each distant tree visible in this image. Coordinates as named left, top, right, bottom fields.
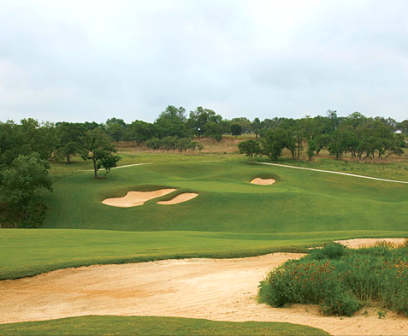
left=161, top=136, right=178, bottom=151
left=176, top=138, right=192, bottom=152
left=204, top=121, right=223, bottom=141
left=155, top=106, right=189, bottom=138
left=81, top=128, right=120, bottom=179
left=0, top=153, right=52, bottom=228
left=238, top=139, right=261, bottom=163
left=188, top=107, right=222, bottom=137
left=230, top=117, right=252, bottom=134
left=261, top=128, right=288, bottom=161
left=252, top=118, right=263, bottom=138
left=56, top=122, right=85, bottom=164
left=105, top=118, right=127, bottom=142
left=125, top=120, right=156, bottom=144
left=145, top=137, right=162, bottom=150
left=306, top=139, right=317, bottom=161
left=230, top=124, right=242, bottom=138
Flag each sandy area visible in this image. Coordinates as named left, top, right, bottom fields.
left=251, top=178, right=276, bottom=185
left=335, top=238, right=406, bottom=249
left=1, top=238, right=407, bottom=335
left=158, top=193, right=198, bottom=205
left=102, top=189, right=177, bottom=207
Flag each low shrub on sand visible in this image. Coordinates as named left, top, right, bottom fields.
left=259, top=241, right=408, bottom=317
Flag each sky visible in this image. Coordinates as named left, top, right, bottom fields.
left=1, top=0, right=408, bottom=123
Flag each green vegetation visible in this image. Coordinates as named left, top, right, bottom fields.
left=4, top=228, right=407, bottom=280
left=0, top=153, right=52, bottom=228
left=42, top=160, right=408, bottom=233
left=0, top=316, right=330, bottom=336
left=259, top=242, right=408, bottom=317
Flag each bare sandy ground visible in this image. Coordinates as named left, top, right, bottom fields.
left=158, top=193, right=198, bottom=205
left=335, top=238, right=406, bottom=248
left=102, top=189, right=177, bottom=207
left=1, top=238, right=407, bottom=335
left=251, top=178, right=276, bottom=185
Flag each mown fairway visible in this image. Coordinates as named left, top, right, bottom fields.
left=43, top=160, right=408, bottom=232
left=2, top=158, right=408, bottom=280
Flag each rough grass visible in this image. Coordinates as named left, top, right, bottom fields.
left=259, top=242, right=408, bottom=317
left=0, top=316, right=330, bottom=336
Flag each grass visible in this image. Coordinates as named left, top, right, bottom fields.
left=259, top=242, right=408, bottom=317
left=1, top=229, right=407, bottom=280
left=43, top=159, right=408, bottom=233
left=0, top=316, right=330, bottom=336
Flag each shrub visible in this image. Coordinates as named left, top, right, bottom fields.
left=310, top=242, right=346, bottom=260
left=260, top=242, right=408, bottom=317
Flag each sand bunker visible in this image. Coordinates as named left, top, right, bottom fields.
left=158, top=193, right=198, bottom=205
left=1, top=238, right=407, bottom=335
left=102, top=189, right=177, bottom=207
left=335, top=238, right=406, bottom=249
left=251, top=178, right=276, bottom=185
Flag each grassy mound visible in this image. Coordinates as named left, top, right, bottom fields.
left=259, top=241, right=408, bottom=316
left=0, top=316, right=330, bottom=336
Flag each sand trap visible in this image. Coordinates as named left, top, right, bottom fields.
left=158, top=193, right=198, bottom=205
left=251, top=178, right=275, bottom=185
left=335, top=238, right=406, bottom=249
left=102, top=189, right=177, bottom=207
left=1, top=238, right=407, bottom=335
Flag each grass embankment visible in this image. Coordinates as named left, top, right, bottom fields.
left=260, top=242, right=408, bottom=317
left=4, top=228, right=407, bottom=280
left=0, top=316, right=330, bottom=336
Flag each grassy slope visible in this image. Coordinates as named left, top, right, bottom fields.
left=3, top=228, right=407, bottom=280
left=43, top=160, right=408, bottom=232
left=0, top=316, right=330, bottom=336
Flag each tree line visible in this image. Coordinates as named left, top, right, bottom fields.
left=239, top=111, right=406, bottom=162
left=1, top=107, right=407, bottom=228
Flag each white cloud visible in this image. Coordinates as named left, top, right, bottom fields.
left=0, top=0, right=407, bottom=123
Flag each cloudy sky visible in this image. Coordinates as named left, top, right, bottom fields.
left=1, top=0, right=408, bottom=123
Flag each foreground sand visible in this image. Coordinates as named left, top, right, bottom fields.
left=1, top=239, right=407, bottom=335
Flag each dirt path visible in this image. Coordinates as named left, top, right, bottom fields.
left=1, top=239, right=407, bottom=335
left=257, top=162, right=408, bottom=184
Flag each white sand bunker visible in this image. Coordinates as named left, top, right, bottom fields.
left=335, top=238, right=407, bottom=249
left=251, top=178, right=276, bottom=185
left=102, top=189, right=177, bottom=207
left=158, top=193, right=198, bottom=205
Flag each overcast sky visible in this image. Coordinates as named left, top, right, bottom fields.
left=1, top=0, right=408, bottom=123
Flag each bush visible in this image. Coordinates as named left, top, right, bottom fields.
left=310, top=242, right=346, bottom=260
left=260, top=242, right=408, bottom=317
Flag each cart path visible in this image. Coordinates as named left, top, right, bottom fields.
left=258, top=162, right=408, bottom=184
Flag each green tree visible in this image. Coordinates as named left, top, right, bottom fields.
left=155, top=106, right=189, bottom=138
left=230, top=124, right=242, bottom=138
left=261, top=128, right=288, bottom=161
left=0, top=153, right=52, bottom=228
left=81, top=128, right=120, bottom=179
left=105, top=118, right=127, bottom=142
left=187, top=107, right=222, bottom=137
left=238, top=139, right=261, bottom=163
left=56, top=122, right=85, bottom=164
left=252, top=118, right=263, bottom=138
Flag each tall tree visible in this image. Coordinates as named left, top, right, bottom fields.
left=81, top=128, right=120, bottom=179
left=155, top=106, right=189, bottom=138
